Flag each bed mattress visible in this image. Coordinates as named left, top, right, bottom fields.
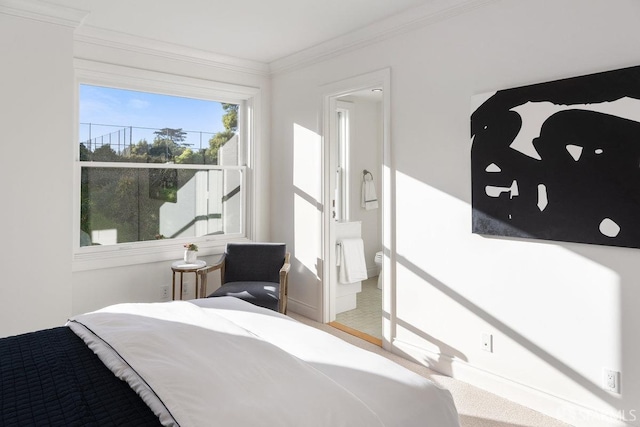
left=1, top=297, right=460, bottom=427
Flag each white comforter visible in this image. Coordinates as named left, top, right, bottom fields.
left=68, top=297, right=459, bottom=427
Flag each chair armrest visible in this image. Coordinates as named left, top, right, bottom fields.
left=279, top=254, right=291, bottom=277
left=279, top=253, right=291, bottom=314
left=200, top=253, right=225, bottom=273
left=197, top=254, right=226, bottom=297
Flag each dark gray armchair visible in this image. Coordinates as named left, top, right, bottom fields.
left=199, top=243, right=290, bottom=314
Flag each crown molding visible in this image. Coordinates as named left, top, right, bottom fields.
left=75, top=25, right=270, bottom=77
left=0, top=0, right=87, bottom=28
left=269, top=0, right=498, bottom=75
left=2, top=0, right=495, bottom=77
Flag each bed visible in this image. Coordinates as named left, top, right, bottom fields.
left=0, top=297, right=460, bottom=426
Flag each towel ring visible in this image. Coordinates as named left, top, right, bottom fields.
left=363, top=169, right=374, bottom=180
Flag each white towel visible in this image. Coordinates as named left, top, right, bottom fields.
left=338, top=238, right=368, bottom=284
left=361, top=175, right=378, bottom=210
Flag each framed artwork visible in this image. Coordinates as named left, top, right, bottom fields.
left=471, top=65, right=640, bottom=249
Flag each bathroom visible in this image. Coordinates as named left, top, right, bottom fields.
left=331, top=87, right=383, bottom=343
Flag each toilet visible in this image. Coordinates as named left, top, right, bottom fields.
left=374, top=251, right=383, bottom=289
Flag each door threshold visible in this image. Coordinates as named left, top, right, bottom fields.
left=328, top=321, right=382, bottom=346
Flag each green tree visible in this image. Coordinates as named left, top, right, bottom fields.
left=121, top=139, right=150, bottom=163
left=207, top=130, right=234, bottom=161
left=221, top=103, right=238, bottom=132
left=151, top=136, right=186, bottom=163
left=79, top=143, right=91, bottom=161
left=131, top=139, right=149, bottom=155
left=149, top=128, right=188, bottom=162
left=153, top=128, right=187, bottom=143
left=208, top=103, right=238, bottom=164
left=175, top=148, right=204, bottom=164
left=93, top=144, right=120, bottom=162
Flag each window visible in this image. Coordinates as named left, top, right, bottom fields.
left=74, top=66, right=258, bottom=268
left=334, top=102, right=352, bottom=221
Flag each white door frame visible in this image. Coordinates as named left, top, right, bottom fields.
left=320, top=68, right=393, bottom=349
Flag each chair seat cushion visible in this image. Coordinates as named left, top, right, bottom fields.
left=208, top=281, right=280, bottom=312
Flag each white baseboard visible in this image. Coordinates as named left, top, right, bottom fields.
left=287, top=297, right=320, bottom=321
left=391, top=338, right=634, bottom=427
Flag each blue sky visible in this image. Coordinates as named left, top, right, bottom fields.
left=79, top=85, right=227, bottom=151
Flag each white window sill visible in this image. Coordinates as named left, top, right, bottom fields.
left=72, top=236, right=250, bottom=272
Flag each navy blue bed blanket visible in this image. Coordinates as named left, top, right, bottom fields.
left=0, top=326, right=161, bottom=426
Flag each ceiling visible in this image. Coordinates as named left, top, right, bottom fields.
left=44, top=0, right=439, bottom=64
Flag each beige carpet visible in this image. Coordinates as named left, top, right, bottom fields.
left=289, top=312, right=570, bottom=427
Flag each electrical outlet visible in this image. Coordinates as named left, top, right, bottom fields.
left=160, top=285, right=170, bottom=301
left=182, top=283, right=189, bottom=295
left=602, top=368, right=620, bottom=393
left=481, top=333, right=493, bottom=352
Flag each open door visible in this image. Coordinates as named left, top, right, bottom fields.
left=321, top=68, right=391, bottom=349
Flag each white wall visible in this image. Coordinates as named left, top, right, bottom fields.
left=0, top=6, right=271, bottom=333
left=271, top=1, right=640, bottom=425
left=0, top=13, right=75, bottom=336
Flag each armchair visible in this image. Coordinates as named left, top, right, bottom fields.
left=199, top=243, right=290, bottom=314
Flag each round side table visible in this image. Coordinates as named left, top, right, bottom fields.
left=171, top=260, right=207, bottom=300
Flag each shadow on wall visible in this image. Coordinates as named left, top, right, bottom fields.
left=394, top=253, right=622, bottom=409
left=394, top=316, right=468, bottom=366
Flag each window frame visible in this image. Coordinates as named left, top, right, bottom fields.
left=335, top=102, right=352, bottom=221
left=73, top=59, right=260, bottom=271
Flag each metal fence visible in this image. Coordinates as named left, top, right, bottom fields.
left=79, top=123, right=217, bottom=154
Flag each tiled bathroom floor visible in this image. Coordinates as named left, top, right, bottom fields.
left=335, top=277, right=382, bottom=340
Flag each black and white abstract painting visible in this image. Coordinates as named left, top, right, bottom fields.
left=471, top=65, right=640, bottom=249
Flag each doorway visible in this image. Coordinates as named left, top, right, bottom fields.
left=321, top=69, right=391, bottom=348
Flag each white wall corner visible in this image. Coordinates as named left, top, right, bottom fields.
left=0, top=0, right=88, bottom=28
